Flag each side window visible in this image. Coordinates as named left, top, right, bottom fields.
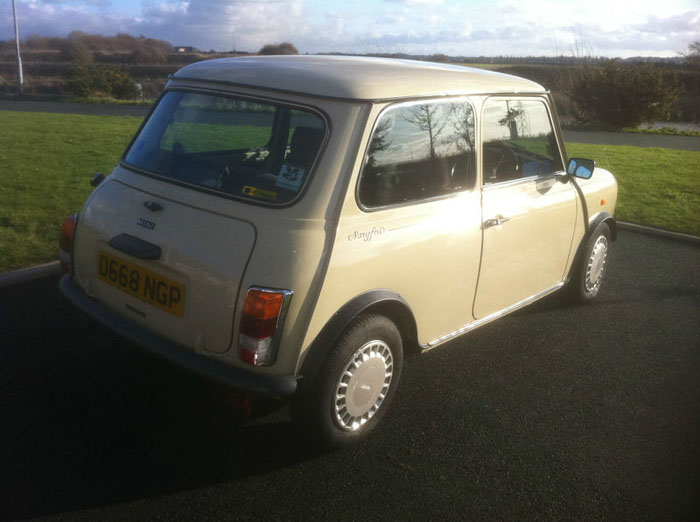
left=482, top=99, right=563, bottom=185
left=358, top=100, right=476, bottom=208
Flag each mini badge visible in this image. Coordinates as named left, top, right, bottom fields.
left=136, top=217, right=156, bottom=230
left=276, top=164, right=306, bottom=191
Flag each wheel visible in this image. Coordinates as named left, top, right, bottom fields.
left=568, top=223, right=611, bottom=303
left=291, top=314, right=403, bottom=449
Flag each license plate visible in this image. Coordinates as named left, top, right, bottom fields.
left=97, top=251, right=185, bottom=317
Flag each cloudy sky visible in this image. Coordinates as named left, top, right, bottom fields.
left=2, top=0, right=699, bottom=57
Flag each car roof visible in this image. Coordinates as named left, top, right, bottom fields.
left=171, top=55, right=546, bottom=101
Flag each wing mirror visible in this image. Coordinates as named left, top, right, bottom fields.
left=90, top=172, right=106, bottom=187
left=567, top=158, right=595, bottom=179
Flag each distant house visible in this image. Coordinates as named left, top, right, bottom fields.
left=174, top=46, right=199, bottom=53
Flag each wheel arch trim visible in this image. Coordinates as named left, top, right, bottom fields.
left=565, top=212, right=616, bottom=284
left=298, top=289, right=418, bottom=383
left=589, top=211, right=617, bottom=241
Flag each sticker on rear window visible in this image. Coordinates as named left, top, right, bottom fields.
left=275, top=165, right=306, bottom=191
left=242, top=185, right=277, bottom=201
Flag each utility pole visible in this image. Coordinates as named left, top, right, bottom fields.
left=12, top=0, right=24, bottom=96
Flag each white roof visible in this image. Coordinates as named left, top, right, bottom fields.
left=171, top=55, right=546, bottom=101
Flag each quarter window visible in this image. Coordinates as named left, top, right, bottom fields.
left=358, top=100, right=476, bottom=208
left=482, top=99, right=562, bottom=185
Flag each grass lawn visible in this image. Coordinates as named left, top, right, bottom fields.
left=1, top=110, right=699, bottom=272
left=567, top=143, right=700, bottom=236
left=0, top=111, right=141, bottom=271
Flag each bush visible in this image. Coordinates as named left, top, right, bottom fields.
left=427, top=53, right=450, bottom=63
left=61, top=39, right=93, bottom=64
left=104, top=69, right=139, bottom=99
left=128, top=46, right=168, bottom=64
left=258, top=42, right=298, bottom=55
left=571, top=61, right=678, bottom=128
left=66, top=64, right=139, bottom=99
left=66, top=64, right=104, bottom=96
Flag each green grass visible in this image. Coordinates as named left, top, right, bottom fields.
left=161, top=122, right=271, bottom=152
left=1, top=110, right=698, bottom=272
left=0, top=111, right=141, bottom=271
left=567, top=143, right=700, bottom=235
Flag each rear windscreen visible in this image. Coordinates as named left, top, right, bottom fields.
left=123, top=91, right=325, bottom=205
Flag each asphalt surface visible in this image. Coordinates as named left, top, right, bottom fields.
left=1, top=99, right=699, bottom=151
left=0, top=230, right=699, bottom=521
left=0, top=99, right=151, bottom=118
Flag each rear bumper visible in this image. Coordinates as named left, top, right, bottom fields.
left=58, top=274, right=297, bottom=397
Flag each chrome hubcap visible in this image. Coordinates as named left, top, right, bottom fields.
left=585, top=236, right=608, bottom=293
left=334, top=340, right=393, bottom=431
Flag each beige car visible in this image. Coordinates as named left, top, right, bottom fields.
left=59, top=56, right=617, bottom=447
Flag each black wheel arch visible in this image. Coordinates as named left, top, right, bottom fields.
left=298, top=289, right=418, bottom=384
left=565, top=212, right=616, bottom=284
left=590, top=212, right=617, bottom=241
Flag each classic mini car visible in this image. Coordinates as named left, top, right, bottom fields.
left=59, top=56, right=617, bottom=447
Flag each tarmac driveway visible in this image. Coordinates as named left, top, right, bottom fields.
left=0, top=229, right=699, bottom=521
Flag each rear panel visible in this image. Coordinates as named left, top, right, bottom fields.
left=72, top=177, right=256, bottom=354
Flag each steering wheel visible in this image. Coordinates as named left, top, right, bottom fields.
left=484, top=142, right=519, bottom=183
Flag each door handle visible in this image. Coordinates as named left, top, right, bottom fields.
left=109, top=233, right=161, bottom=260
left=483, top=216, right=510, bottom=229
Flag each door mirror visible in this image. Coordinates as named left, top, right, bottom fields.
left=90, top=172, right=106, bottom=187
left=567, top=158, right=595, bottom=179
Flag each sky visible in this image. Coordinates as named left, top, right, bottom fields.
left=1, top=0, right=699, bottom=58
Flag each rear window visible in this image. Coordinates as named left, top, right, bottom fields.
left=123, top=91, right=325, bottom=205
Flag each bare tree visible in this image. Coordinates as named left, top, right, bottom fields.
left=685, top=41, right=700, bottom=71
left=365, top=117, right=393, bottom=169
left=498, top=103, right=525, bottom=139
left=450, top=104, right=475, bottom=152
left=403, top=104, right=451, bottom=159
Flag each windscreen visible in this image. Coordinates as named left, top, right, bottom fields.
left=123, top=91, right=325, bottom=205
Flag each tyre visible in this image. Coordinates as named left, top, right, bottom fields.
left=291, top=314, right=403, bottom=448
left=568, top=222, right=611, bottom=303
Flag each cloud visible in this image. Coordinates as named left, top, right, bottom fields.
left=384, top=0, right=444, bottom=5
left=1, top=0, right=698, bottom=57
left=1, top=0, right=307, bottom=52
left=635, top=10, right=700, bottom=36
left=117, top=0, right=309, bottom=51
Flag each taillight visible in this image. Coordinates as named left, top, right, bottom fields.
left=59, top=213, right=78, bottom=273
left=239, top=287, right=292, bottom=366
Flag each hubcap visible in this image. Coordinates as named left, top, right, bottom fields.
left=334, top=340, right=393, bottom=431
left=585, top=235, right=608, bottom=293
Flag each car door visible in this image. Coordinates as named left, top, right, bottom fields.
left=313, top=97, right=483, bottom=346
left=473, top=97, right=577, bottom=319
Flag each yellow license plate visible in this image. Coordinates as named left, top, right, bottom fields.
left=97, top=251, right=185, bottom=317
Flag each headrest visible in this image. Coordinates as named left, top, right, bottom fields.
left=286, top=126, right=324, bottom=169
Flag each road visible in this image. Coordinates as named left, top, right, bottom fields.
left=0, top=99, right=151, bottom=118
left=1, top=99, right=698, bottom=151
left=0, top=230, right=699, bottom=521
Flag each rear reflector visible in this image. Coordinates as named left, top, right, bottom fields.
left=239, top=287, right=292, bottom=366
left=59, top=213, right=78, bottom=273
